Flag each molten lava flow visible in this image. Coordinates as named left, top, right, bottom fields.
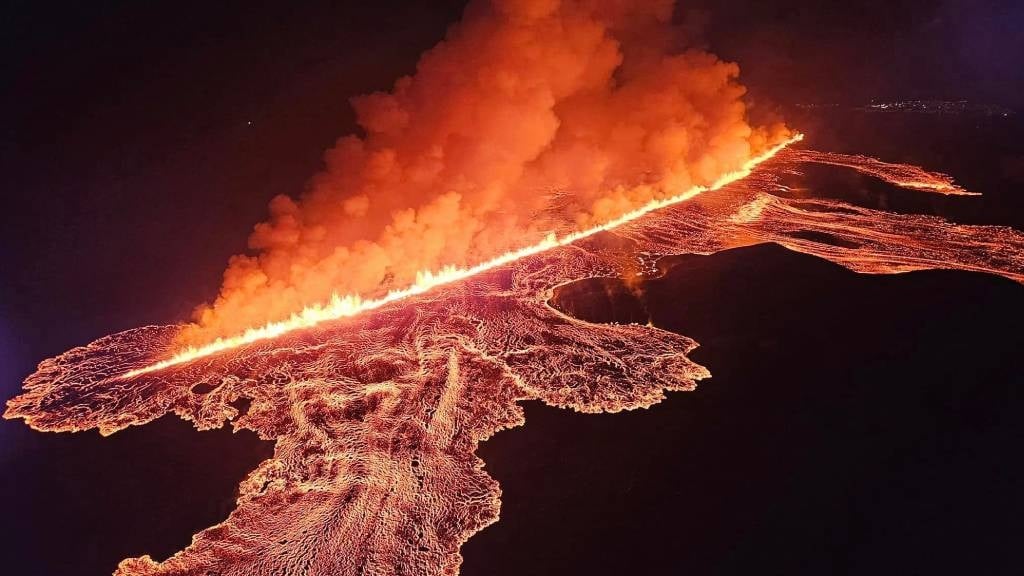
left=784, top=149, right=979, bottom=195
left=121, top=134, right=804, bottom=380
left=6, top=146, right=1024, bottom=576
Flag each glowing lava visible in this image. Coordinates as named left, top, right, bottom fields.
left=785, top=149, right=979, bottom=195
left=121, top=135, right=804, bottom=380
left=6, top=146, right=1024, bottom=576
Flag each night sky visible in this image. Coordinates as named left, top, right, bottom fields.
left=2, top=1, right=1022, bottom=574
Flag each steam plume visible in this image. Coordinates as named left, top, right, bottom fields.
left=188, top=0, right=789, bottom=343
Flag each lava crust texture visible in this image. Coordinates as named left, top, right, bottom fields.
left=7, top=151, right=1023, bottom=575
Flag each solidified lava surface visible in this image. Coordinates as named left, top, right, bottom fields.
left=6, top=150, right=1024, bottom=575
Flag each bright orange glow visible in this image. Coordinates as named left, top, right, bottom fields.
left=787, top=149, right=979, bottom=195
left=121, top=134, right=805, bottom=379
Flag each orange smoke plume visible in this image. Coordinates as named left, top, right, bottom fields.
left=186, top=0, right=790, bottom=345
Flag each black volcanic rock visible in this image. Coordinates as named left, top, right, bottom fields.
left=465, top=243, right=1023, bottom=576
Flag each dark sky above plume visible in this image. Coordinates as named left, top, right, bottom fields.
left=684, top=0, right=1023, bottom=108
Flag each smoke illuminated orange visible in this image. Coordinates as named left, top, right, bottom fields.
left=185, top=0, right=795, bottom=346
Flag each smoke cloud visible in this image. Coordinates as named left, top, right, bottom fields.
left=186, top=0, right=789, bottom=343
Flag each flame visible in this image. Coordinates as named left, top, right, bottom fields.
left=120, top=134, right=803, bottom=379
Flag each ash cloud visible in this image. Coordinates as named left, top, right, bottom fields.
left=187, top=0, right=789, bottom=343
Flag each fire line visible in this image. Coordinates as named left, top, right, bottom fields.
left=120, top=133, right=804, bottom=379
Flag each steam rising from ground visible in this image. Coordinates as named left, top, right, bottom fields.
left=187, top=0, right=788, bottom=344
